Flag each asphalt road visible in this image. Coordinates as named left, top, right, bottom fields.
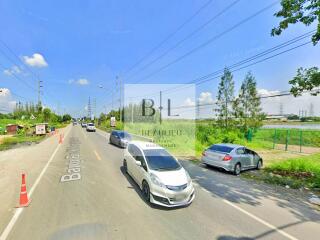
left=0, top=125, right=319, bottom=240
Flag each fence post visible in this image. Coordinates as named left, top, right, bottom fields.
left=299, top=130, right=302, bottom=153
left=285, top=129, right=289, bottom=151
left=273, top=129, right=277, bottom=149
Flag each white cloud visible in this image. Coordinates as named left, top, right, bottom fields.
left=77, top=78, right=89, bottom=85
left=258, top=89, right=281, bottom=96
left=3, top=65, right=22, bottom=76
left=0, top=88, right=16, bottom=113
left=258, top=88, right=320, bottom=116
left=22, top=53, right=48, bottom=68
left=69, top=78, right=90, bottom=85
left=183, top=97, right=195, bottom=107
left=198, top=92, right=214, bottom=105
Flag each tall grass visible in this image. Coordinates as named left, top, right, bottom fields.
left=265, top=153, right=320, bottom=189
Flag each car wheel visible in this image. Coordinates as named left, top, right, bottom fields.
left=123, top=159, right=128, bottom=173
left=142, top=180, right=150, bottom=202
left=256, top=159, right=263, bottom=170
left=234, top=163, right=241, bottom=175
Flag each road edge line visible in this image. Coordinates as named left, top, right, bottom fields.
left=0, top=126, right=72, bottom=240
left=222, top=199, right=299, bottom=240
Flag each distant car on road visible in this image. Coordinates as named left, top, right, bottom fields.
left=86, top=123, right=96, bottom=132
left=109, top=130, right=131, bottom=148
left=201, top=144, right=263, bottom=175
left=72, top=121, right=77, bottom=126
left=81, top=122, right=87, bottom=128
left=123, top=141, right=195, bottom=207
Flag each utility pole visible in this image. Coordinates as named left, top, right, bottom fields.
left=116, top=76, right=122, bottom=122
left=309, top=103, right=314, bottom=117
left=279, top=102, right=284, bottom=116
left=159, top=91, right=162, bottom=124
left=131, top=104, right=133, bottom=124
left=88, top=97, right=92, bottom=119
left=38, top=80, right=43, bottom=110
left=196, top=98, right=200, bottom=120
left=93, top=98, right=96, bottom=119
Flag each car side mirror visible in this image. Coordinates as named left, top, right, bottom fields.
left=135, top=161, right=141, bottom=166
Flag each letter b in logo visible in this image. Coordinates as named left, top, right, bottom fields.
left=142, top=99, right=155, bottom=116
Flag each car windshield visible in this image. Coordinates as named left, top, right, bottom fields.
left=143, top=149, right=181, bottom=171
left=119, top=132, right=131, bottom=139
left=88, top=123, right=94, bottom=126
left=209, top=145, right=234, bottom=153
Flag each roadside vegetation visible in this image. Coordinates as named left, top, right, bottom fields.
left=95, top=67, right=320, bottom=191
left=243, top=153, right=320, bottom=191
left=0, top=135, right=45, bottom=151
left=0, top=102, right=71, bottom=151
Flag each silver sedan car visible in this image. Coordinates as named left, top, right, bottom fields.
left=201, top=144, right=263, bottom=175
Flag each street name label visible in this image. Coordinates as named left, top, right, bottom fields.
left=61, top=137, right=82, bottom=182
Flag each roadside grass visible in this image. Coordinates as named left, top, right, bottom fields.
left=96, top=119, right=320, bottom=191
left=97, top=119, right=320, bottom=157
left=243, top=153, right=320, bottom=191
left=0, top=135, right=46, bottom=151
left=0, top=119, right=69, bottom=133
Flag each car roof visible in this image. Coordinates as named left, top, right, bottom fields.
left=112, top=130, right=128, bottom=133
left=213, top=143, right=244, bottom=148
left=129, top=141, right=163, bottom=150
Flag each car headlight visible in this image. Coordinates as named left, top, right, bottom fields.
left=185, top=171, right=192, bottom=185
left=150, top=173, right=165, bottom=188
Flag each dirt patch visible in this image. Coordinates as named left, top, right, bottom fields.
left=257, top=147, right=320, bottom=166
left=274, top=143, right=320, bottom=154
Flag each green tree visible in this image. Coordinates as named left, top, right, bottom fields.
left=233, top=72, right=263, bottom=130
left=62, top=114, right=72, bottom=122
left=289, top=67, right=320, bottom=96
left=216, top=68, right=235, bottom=130
left=272, top=0, right=320, bottom=45
left=98, top=113, right=107, bottom=125
left=43, top=108, right=51, bottom=122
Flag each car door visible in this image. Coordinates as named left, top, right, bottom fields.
left=134, top=148, right=148, bottom=185
left=129, top=146, right=143, bottom=182
left=245, top=149, right=255, bottom=168
left=110, top=131, right=115, bottom=144
left=126, top=144, right=137, bottom=176
left=236, top=147, right=249, bottom=168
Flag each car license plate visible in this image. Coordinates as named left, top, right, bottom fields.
left=173, top=194, right=186, bottom=202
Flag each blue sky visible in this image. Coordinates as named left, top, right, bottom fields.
left=0, top=0, right=319, bottom=117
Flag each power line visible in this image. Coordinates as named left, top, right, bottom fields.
left=124, top=31, right=313, bottom=100
left=161, top=89, right=315, bottom=111
left=194, top=41, right=312, bottom=86
left=0, top=39, right=60, bottom=106
left=132, top=0, right=279, bottom=84
left=123, top=0, right=214, bottom=76
left=0, top=62, right=37, bottom=92
left=0, top=39, right=39, bottom=79
left=126, top=0, right=241, bottom=81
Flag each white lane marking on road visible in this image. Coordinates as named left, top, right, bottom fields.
left=0, top=126, right=72, bottom=240
left=94, top=150, right=101, bottom=161
left=222, top=199, right=299, bottom=240
left=196, top=183, right=299, bottom=240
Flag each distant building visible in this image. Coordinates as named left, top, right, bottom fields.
left=6, top=124, right=24, bottom=135
left=265, top=115, right=287, bottom=121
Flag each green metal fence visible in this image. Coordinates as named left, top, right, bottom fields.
left=250, top=128, right=320, bottom=153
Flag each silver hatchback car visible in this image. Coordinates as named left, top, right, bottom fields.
left=201, top=144, right=263, bottom=175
